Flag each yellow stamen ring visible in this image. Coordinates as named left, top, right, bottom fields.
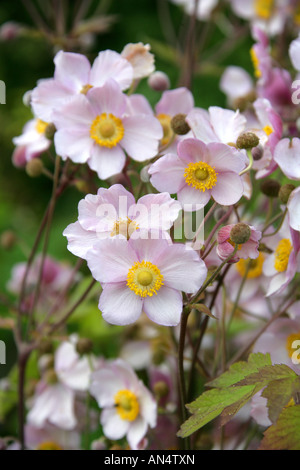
left=274, top=238, right=292, bottom=273
left=236, top=253, right=265, bottom=279
left=127, top=260, right=164, bottom=297
left=114, top=389, right=139, bottom=422
left=184, top=161, right=218, bottom=192
left=157, top=113, right=173, bottom=147
left=90, top=113, right=124, bottom=148
left=35, top=119, right=48, bottom=135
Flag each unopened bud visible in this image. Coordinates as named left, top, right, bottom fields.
left=251, top=144, right=264, bottom=161
left=140, top=164, right=151, bottom=183
left=278, top=183, right=296, bottom=204
left=1, top=230, right=17, bottom=249
left=38, top=339, right=53, bottom=355
left=43, top=369, right=58, bottom=385
left=44, top=123, right=56, bottom=140
left=76, top=338, right=93, bottom=355
left=260, top=179, right=281, bottom=198
left=236, top=132, right=259, bottom=150
left=26, top=158, right=43, bottom=177
left=153, top=380, right=169, bottom=399
left=230, top=223, right=251, bottom=245
left=170, top=113, right=190, bottom=135
left=22, top=90, right=32, bottom=107
left=148, top=71, right=170, bottom=91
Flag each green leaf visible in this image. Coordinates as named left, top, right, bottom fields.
left=259, top=405, right=300, bottom=450
left=190, top=303, right=217, bottom=320
left=207, top=353, right=272, bottom=389
left=236, top=364, right=298, bottom=388
left=262, top=376, right=300, bottom=424
left=177, top=385, right=255, bottom=438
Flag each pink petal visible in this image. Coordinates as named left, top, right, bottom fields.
left=149, top=153, right=186, bottom=193
left=121, top=115, right=162, bottom=161
left=186, top=108, right=218, bottom=143
left=155, top=87, right=194, bottom=115
left=101, top=408, right=130, bottom=440
left=54, top=50, right=91, bottom=92
left=86, top=238, right=137, bottom=283
left=177, top=138, right=210, bottom=164
left=157, top=243, right=207, bottom=293
left=211, top=172, right=244, bottom=205
left=135, top=193, right=181, bottom=231
left=90, top=50, right=133, bottom=90
left=207, top=143, right=247, bottom=173
left=63, top=221, right=100, bottom=259
left=274, top=138, right=300, bottom=180
left=53, top=93, right=94, bottom=129
left=54, top=128, right=92, bottom=163
left=208, top=107, right=246, bottom=144
left=288, top=187, right=300, bottom=231
left=143, top=286, right=183, bottom=326
left=127, top=417, right=148, bottom=450
left=31, top=79, right=73, bottom=122
left=88, top=143, right=126, bottom=180
left=99, top=282, right=143, bottom=325
left=177, top=184, right=211, bottom=210
left=87, top=79, right=127, bottom=117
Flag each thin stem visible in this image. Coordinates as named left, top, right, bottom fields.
left=178, top=308, right=190, bottom=450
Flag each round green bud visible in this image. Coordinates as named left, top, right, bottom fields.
left=153, top=380, right=169, bottom=399
left=25, top=159, right=44, bottom=178
left=230, top=223, right=251, bottom=245
left=251, top=144, right=264, bottom=161
left=0, top=230, right=17, bottom=249
left=170, top=113, right=190, bottom=135
left=44, top=123, right=56, bottom=140
left=38, top=340, right=54, bottom=355
left=76, top=338, right=93, bottom=355
left=43, top=369, right=58, bottom=385
left=260, top=179, right=281, bottom=198
left=236, top=132, right=260, bottom=150
left=278, top=183, right=296, bottom=204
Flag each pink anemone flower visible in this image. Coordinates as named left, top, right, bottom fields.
left=86, top=236, right=207, bottom=327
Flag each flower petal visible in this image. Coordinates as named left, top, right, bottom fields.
left=99, top=282, right=143, bottom=326
left=143, top=286, right=183, bottom=326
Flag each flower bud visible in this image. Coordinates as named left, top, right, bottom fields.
left=148, top=71, right=170, bottom=91
left=153, top=381, right=169, bottom=399
left=22, top=90, right=32, bottom=107
left=0, top=230, right=17, bottom=250
left=43, top=369, right=58, bottom=385
left=25, top=158, right=44, bottom=178
left=76, top=337, right=93, bottom=355
left=38, top=339, right=54, bottom=355
left=170, top=113, right=190, bottom=135
left=278, top=183, right=296, bottom=204
left=236, top=132, right=259, bottom=150
left=213, top=207, right=227, bottom=222
left=251, top=144, right=264, bottom=161
left=140, top=164, right=151, bottom=183
left=230, top=223, right=251, bottom=245
left=44, top=123, right=56, bottom=140
left=260, top=179, right=281, bottom=198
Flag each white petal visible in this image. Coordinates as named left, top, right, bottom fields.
left=143, top=286, right=183, bottom=326
left=99, top=282, right=143, bottom=326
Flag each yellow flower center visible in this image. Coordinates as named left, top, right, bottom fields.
left=157, top=113, right=174, bottom=147
left=236, top=253, right=265, bottom=278
left=294, top=5, right=300, bottom=25
left=250, top=47, right=262, bottom=79
left=274, top=238, right=292, bottom=272
left=263, top=125, right=273, bottom=136
left=80, top=84, right=93, bottom=95
left=114, top=389, right=139, bottom=422
left=254, top=0, right=274, bottom=19
left=36, top=441, right=62, bottom=450
left=184, top=161, right=218, bottom=192
left=35, top=119, right=48, bottom=134
left=286, top=332, right=300, bottom=360
left=90, top=113, right=124, bottom=148
left=127, top=260, right=164, bottom=297
left=110, top=218, right=139, bottom=239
